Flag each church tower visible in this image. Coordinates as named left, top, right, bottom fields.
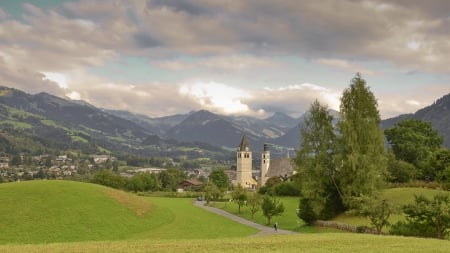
left=260, top=143, right=270, bottom=187
left=236, top=134, right=252, bottom=188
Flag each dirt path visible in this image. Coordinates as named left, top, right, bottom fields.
left=194, top=200, right=298, bottom=236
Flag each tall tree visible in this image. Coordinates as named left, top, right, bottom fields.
left=385, top=119, right=443, bottom=180
left=295, top=99, right=342, bottom=219
left=337, top=73, right=387, bottom=207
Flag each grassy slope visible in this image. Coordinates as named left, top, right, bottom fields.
left=0, top=181, right=256, bottom=244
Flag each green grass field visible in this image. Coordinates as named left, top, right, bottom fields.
left=0, top=181, right=256, bottom=244
left=1, top=233, right=449, bottom=253
left=1, top=181, right=449, bottom=252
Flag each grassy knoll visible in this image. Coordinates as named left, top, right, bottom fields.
left=1, top=233, right=450, bottom=253
left=0, top=181, right=255, bottom=244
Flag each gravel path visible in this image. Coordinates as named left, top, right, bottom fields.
left=194, top=200, right=298, bottom=236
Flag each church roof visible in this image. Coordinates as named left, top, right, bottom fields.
left=266, top=157, right=295, bottom=178
left=238, top=134, right=251, bottom=151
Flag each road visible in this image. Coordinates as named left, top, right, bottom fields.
left=194, top=200, right=298, bottom=236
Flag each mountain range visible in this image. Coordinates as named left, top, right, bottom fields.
left=0, top=85, right=449, bottom=160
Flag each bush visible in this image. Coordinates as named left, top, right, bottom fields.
left=298, top=198, right=317, bottom=225
left=390, top=193, right=450, bottom=239
left=273, top=181, right=300, bottom=196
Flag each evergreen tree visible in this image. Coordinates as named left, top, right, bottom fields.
left=295, top=99, right=343, bottom=219
left=337, top=73, right=387, bottom=207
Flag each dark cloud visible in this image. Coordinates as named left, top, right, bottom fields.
left=133, top=33, right=162, bottom=48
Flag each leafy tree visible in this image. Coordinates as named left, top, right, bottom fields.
left=232, top=184, right=248, bottom=213
left=295, top=99, right=342, bottom=218
left=432, top=148, right=450, bottom=188
left=204, top=181, right=221, bottom=204
left=353, top=195, right=392, bottom=234
left=337, top=73, right=387, bottom=207
left=261, top=195, right=285, bottom=225
left=91, top=170, right=126, bottom=189
left=385, top=119, right=443, bottom=180
left=209, top=169, right=229, bottom=191
left=386, top=151, right=417, bottom=183
left=391, top=193, right=450, bottom=239
left=247, top=193, right=262, bottom=219
left=159, top=168, right=186, bottom=191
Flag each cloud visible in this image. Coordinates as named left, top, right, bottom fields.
left=179, top=82, right=254, bottom=115
left=250, top=83, right=341, bottom=117
left=153, top=55, right=275, bottom=71
left=317, top=58, right=376, bottom=75
left=0, top=0, right=449, bottom=121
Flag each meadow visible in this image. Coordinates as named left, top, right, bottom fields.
left=1, top=180, right=449, bottom=252
left=0, top=180, right=255, bottom=244
left=211, top=187, right=449, bottom=233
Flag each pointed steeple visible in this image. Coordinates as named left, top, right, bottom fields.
left=238, top=134, right=251, bottom=151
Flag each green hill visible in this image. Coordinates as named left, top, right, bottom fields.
left=0, top=180, right=256, bottom=244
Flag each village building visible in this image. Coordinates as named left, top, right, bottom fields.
left=235, top=134, right=296, bottom=189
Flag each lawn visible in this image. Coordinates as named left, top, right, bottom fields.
left=0, top=181, right=256, bottom=244
left=211, top=196, right=341, bottom=233
left=1, top=182, right=449, bottom=252
left=1, top=233, right=449, bottom=253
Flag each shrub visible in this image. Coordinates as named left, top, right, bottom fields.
left=298, top=197, right=316, bottom=225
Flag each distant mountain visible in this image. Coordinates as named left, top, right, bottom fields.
left=265, top=112, right=298, bottom=130
left=165, top=110, right=254, bottom=148
left=106, top=109, right=189, bottom=136
left=3, top=85, right=449, bottom=160
left=381, top=93, right=450, bottom=147
left=0, top=86, right=230, bottom=159
left=163, top=110, right=302, bottom=151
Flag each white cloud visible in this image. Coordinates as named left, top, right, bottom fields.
left=179, top=82, right=252, bottom=114
left=42, top=72, right=69, bottom=89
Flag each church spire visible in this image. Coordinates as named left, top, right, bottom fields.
left=238, top=134, right=251, bottom=151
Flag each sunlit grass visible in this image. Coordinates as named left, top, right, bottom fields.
left=1, top=233, right=449, bottom=253
left=0, top=181, right=256, bottom=245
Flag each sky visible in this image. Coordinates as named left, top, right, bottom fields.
left=0, top=0, right=449, bottom=119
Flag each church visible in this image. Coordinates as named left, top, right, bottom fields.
left=235, top=134, right=296, bottom=189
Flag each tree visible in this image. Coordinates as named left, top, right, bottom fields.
left=431, top=148, right=450, bottom=187
left=209, top=169, right=229, bottom=191
left=298, top=198, right=317, bottom=225
left=337, top=73, right=387, bottom=207
left=232, top=184, right=248, bottom=213
left=159, top=168, right=186, bottom=191
left=247, top=193, right=262, bottom=219
left=386, top=151, right=417, bottom=183
left=391, top=193, right=450, bottom=239
left=295, top=99, right=342, bottom=219
left=261, top=195, right=285, bottom=225
left=91, top=170, right=126, bottom=189
left=353, top=195, right=392, bottom=234
left=204, top=181, right=221, bottom=204
left=385, top=119, right=443, bottom=180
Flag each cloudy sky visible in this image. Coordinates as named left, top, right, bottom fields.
left=0, top=0, right=449, bottom=119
